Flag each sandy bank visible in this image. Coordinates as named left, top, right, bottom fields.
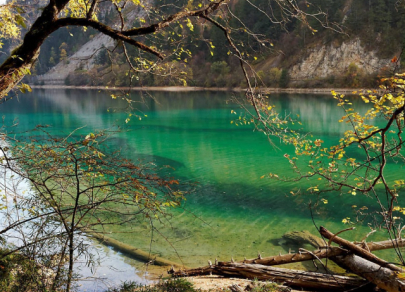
left=185, top=276, right=313, bottom=291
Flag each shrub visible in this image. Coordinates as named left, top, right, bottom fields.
left=159, top=278, right=197, bottom=292
left=211, top=61, right=230, bottom=76
left=107, top=278, right=197, bottom=292
left=268, top=68, right=282, bottom=87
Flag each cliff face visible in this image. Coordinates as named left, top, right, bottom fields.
left=36, top=33, right=114, bottom=85
left=32, top=4, right=395, bottom=87
left=289, top=39, right=393, bottom=80
left=39, top=37, right=393, bottom=86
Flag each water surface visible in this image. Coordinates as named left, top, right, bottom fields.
left=1, top=89, right=403, bottom=281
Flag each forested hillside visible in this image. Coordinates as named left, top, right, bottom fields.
left=6, top=0, right=405, bottom=88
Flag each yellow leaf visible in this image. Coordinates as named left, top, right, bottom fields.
left=397, top=273, right=405, bottom=280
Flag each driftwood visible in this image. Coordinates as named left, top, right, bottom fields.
left=170, top=262, right=368, bottom=290
left=172, top=227, right=405, bottom=292
left=335, top=254, right=405, bottom=292
left=87, top=230, right=186, bottom=268
left=320, top=226, right=403, bottom=272
left=242, top=237, right=405, bottom=266
left=319, top=226, right=405, bottom=292
left=242, top=246, right=346, bottom=266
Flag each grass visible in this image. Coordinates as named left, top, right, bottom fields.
left=248, top=281, right=287, bottom=292
left=106, top=278, right=289, bottom=292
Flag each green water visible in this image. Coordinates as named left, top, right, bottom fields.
left=2, top=89, right=404, bottom=269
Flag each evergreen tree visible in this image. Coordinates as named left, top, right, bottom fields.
left=49, top=47, right=57, bottom=66
left=94, top=47, right=109, bottom=65
left=279, top=69, right=290, bottom=88
left=60, top=49, right=67, bottom=62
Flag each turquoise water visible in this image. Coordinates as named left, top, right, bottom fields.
left=1, top=89, right=403, bottom=269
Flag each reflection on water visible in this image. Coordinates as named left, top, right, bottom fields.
left=0, top=89, right=403, bottom=284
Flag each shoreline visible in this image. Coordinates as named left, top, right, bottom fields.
left=29, top=85, right=375, bottom=94
left=87, top=229, right=185, bottom=270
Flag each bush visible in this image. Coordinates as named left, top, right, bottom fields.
left=211, top=61, right=230, bottom=76
left=160, top=278, right=197, bottom=292
left=0, top=250, right=62, bottom=292
left=344, top=62, right=363, bottom=88
left=268, top=68, right=282, bottom=87
left=107, top=278, right=197, bottom=292
left=214, top=75, right=227, bottom=87
left=66, top=72, right=92, bottom=86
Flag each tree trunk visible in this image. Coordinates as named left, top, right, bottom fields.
left=0, top=0, right=70, bottom=99
left=241, top=238, right=405, bottom=267
left=335, top=254, right=405, bottom=292
left=320, top=226, right=403, bottom=272
left=171, top=236, right=405, bottom=279
left=170, top=262, right=368, bottom=291
left=171, top=231, right=405, bottom=291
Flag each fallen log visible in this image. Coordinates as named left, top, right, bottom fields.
left=335, top=254, right=405, bottom=292
left=242, top=246, right=345, bottom=266
left=170, top=262, right=368, bottom=290
left=171, top=229, right=405, bottom=291
left=170, top=233, right=405, bottom=277
left=320, top=226, right=403, bottom=272
left=242, top=237, right=405, bottom=266
left=86, top=230, right=185, bottom=268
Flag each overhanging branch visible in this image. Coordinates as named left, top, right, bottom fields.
left=54, top=18, right=164, bottom=59
left=55, top=0, right=227, bottom=59
left=122, top=0, right=226, bottom=36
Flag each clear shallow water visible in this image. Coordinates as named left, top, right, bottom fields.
left=1, top=89, right=404, bottom=282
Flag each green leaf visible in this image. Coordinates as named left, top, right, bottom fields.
left=15, top=7, right=26, bottom=14
left=14, top=15, right=26, bottom=29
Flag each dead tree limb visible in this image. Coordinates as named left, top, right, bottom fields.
left=170, top=262, right=368, bottom=290
left=171, top=237, right=405, bottom=274
left=320, top=226, right=403, bottom=272
left=242, top=246, right=346, bottom=266
left=242, top=237, right=405, bottom=266
left=335, top=254, right=405, bottom=292
left=171, top=230, right=405, bottom=291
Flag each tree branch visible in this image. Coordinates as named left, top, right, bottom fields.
left=54, top=18, right=164, bottom=59
left=122, top=0, right=226, bottom=36
left=320, top=226, right=403, bottom=272
left=86, top=0, right=98, bottom=19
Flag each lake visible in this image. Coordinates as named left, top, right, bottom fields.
left=0, top=88, right=403, bottom=289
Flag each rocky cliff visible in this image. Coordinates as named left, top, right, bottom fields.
left=289, top=39, right=393, bottom=81
left=37, top=36, right=395, bottom=86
